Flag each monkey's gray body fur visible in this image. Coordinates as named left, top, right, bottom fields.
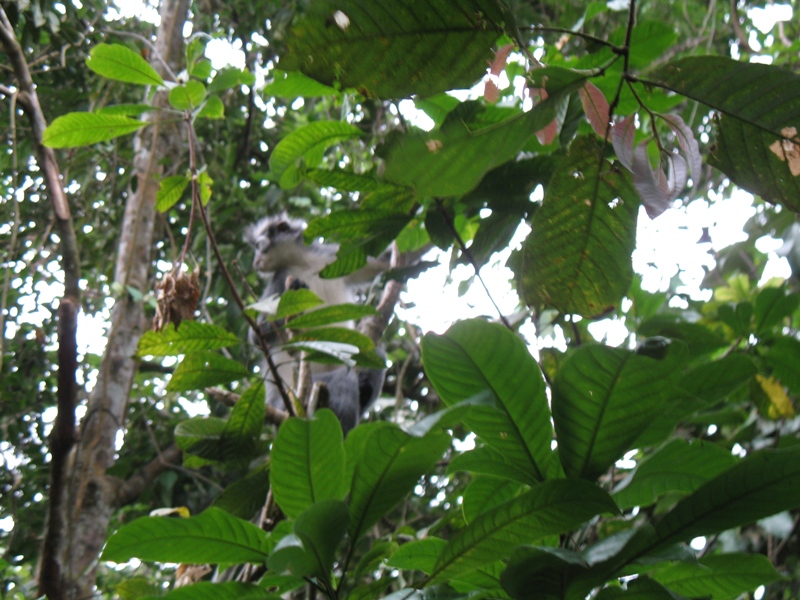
left=245, top=213, right=387, bottom=433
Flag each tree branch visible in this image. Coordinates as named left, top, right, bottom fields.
left=115, top=444, right=183, bottom=507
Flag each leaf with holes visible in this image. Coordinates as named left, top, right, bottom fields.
left=517, top=136, right=640, bottom=317
left=280, top=0, right=507, bottom=99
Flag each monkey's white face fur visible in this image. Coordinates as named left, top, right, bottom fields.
left=244, top=213, right=328, bottom=273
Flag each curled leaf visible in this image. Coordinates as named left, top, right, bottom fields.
left=660, top=113, right=702, bottom=182
left=611, top=115, right=635, bottom=171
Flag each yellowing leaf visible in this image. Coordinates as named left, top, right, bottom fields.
left=756, top=374, right=795, bottom=419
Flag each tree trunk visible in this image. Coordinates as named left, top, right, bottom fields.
left=44, top=1, right=189, bottom=597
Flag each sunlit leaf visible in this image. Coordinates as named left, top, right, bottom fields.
left=86, top=43, right=164, bottom=86
left=102, top=507, right=269, bottom=564
left=517, top=136, right=640, bottom=317
left=43, top=112, right=146, bottom=148
left=280, top=0, right=507, bottom=98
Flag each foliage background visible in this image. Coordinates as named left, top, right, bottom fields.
left=1, top=0, right=800, bottom=599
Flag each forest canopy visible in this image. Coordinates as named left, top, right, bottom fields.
left=2, top=0, right=800, bottom=599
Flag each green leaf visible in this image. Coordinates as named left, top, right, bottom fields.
left=212, top=463, right=271, bottom=519
left=155, top=174, right=190, bottom=212
left=387, top=538, right=447, bottom=573
left=305, top=209, right=410, bottom=278
left=280, top=0, right=507, bottom=98
left=208, top=67, right=245, bottom=93
left=755, top=287, right=800, bottom=335
left=461, top=476, right=522, bottom=523
left=265, top=70, right=340, bottom=98
left=102, top=507, right=269, bottom=564
left=428, top=479, right=618, bottom=583
left=709, top=114, right=800, bottom=212
left=190, top=58, right=212, bottom=80
left=143, top=581, right=277, bottom=600
left=380, top=98, right=568, bottom=198
left=270, top=410, right=347, bottom=520
left=517, top=136, right=640, bottom=317
left=285, top=304, right=379, bottom=328
left=97, top=103, right=153, bottom=116
left=115, top=578, right=160, bottom=600
left=645, top=57, right=800, bottom=139
left=348, top=424, right=450, bottom=541
left=269, top=121, right=362, bottom=189
left=613, top=439, right=738, bottom=510
left=220, top=382, right=265, bottom=457
left=501, top=546, right=587, bottom=600
left=175, top=416, right=227, bottom=460
left=86, top=43, right=164, bottom=86
left=169, top=80, right=207, bottom=110
left=595, top=577, right=680, bottom=599
left=765, top=336, right=800, bottom=395
left=304, top=168, right=390, bottom=193
left=448, top=446, right=538, bottom=486
left=422, top=319, right=554, bottom=483
left=42, top=112, right=146, bottom=148
left=137, top=321, right=240, bottom=357
left=273, top=288, right=325, bottom=319
left=552, top=342, right=689, bottom=480
left=269, top=500, right=349, bottom=585
left=652, top=553, right=783, bottom=600
left=167, top=351, right=248, bottom=392
left=197, top=95, right=225, bottom=119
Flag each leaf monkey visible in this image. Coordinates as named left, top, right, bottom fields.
left=244, top=213, right=387, bottom=433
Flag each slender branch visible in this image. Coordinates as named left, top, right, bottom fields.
left=529, top=25, right=624, bottom=53
left=115, top=444, right=183, bottom=507
left=434, top=199, right=511, bottom=329
left=184, top=116, right=295, bottom=415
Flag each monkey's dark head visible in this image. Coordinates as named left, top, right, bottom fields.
left=244, top=213, right=307, bottom=273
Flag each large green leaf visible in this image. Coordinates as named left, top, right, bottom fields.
left=517, top=136, right=640, bottom=317
left=652, top=553, right=783, bottom=600
left=280, top=0, right=506, bottom=99
left=422, top=319, right=553, bottom=483
left=42, top=112, right=147, bottom=148
left=140, top=581, right=278, bottom=600
left=305, top=209, right=411, bottom=278
left=500, top=546, right=587, bottom=600
left=643, top=57, right=800, bottom=213
left=174, top=416, right=226, bottom=459
left=461, top=477, right=522, bottom=524
left=348, top=424, right=450, bottom=541
left=380, top=98, right=567, bottom=198
left=86, top=43, right=165, bottom=86
left=765, top=336, right=800, bottom=395
left=284, top=303, right=378, bottom=328
left=595, top=577, right=681, bottom=599
left=572, top=445, right=800, bottom=597
left=137, top=321, right=240, bottom=357
left=212, top=463, right=271, bottom=519
left=220, top=382, right=265, bottom=458
left=613, top=439, right=738, bottom=510
left=709, top=114, right=800, bottom=212
left=644, top=57, right=800, bottom=138
left=269, top=500, right=349, bottom=585
left=102, top=507, right=269, bottom=564
left=552, top=342, right=688, bottom=480
left=270, top=410, right=347, bottom=520
left=448, top=446, right=538, bottom=486
left=268, top=121, right=362, bottom=189
left=166, top=351, right=247, bottom=392
left=428, top=479, right=618, bottom=583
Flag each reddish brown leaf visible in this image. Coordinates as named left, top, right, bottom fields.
left=660, top=113, right=702, bottom=182
left=579, top=82, right=611, bottom=139
left=611, top=115, right=636, bottom=171
left=632, top=143, right=670, bottom=219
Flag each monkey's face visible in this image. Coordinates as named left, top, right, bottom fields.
left=244, top=215, right=306, bottom=273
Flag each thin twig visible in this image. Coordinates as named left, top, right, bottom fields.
left=433, top=199, right=512, bottom=329
left=184, top=115, right=295, bottom=415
